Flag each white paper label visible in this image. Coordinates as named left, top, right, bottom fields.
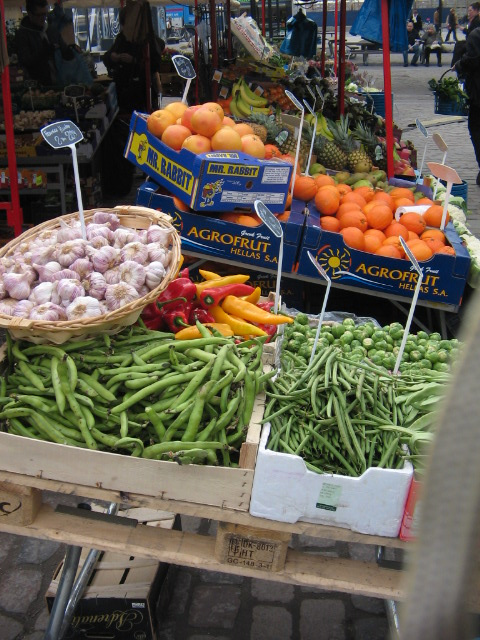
left=316, top=483, right=342, bottom=511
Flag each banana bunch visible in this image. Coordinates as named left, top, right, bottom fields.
left=305, top=112, right=334, bottom=140
left=229, top=78, right=270, bottom=118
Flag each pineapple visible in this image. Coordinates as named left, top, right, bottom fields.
left=314, top=135, right=347, bottom=172
left=353, top=122, right=387, bottom=172
left=249, top=112, right=310, bottom=169
left=249, top=123, right=267, bottom=143
left=327, top=115, right=373, bottom=174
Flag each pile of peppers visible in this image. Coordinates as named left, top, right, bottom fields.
left=141, top=268, right=293, bottom=340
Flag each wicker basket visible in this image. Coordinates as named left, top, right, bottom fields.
left=0, top=205, right=182, bottom=344
left=434, top=93, right=469, bottom=116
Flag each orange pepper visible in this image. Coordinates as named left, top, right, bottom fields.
left=209, top=305, right=267, bottom=337
left=195, top=274, right=250, bottom=296
left=242, top=286, right=262, bottom=304
left=222, top=295, right=293, bottom=325
left=175, top=323, right=234, bottom=340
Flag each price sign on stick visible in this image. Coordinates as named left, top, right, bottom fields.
left=307, top=251, right=332, bottom=366
left=415, top=118, right=429, bottom=184
left=427, top=162, right=462, bottom=229
left=41, top=120, right=86, bottom=240
left=172, top=55, right=196, bottom=104
left=25, top=80, right=37, bottom=111
left=303, top=99, right=317, bottom=176
left=255, top=200, right=283, bottom=314
left=393, top=238, right=424, bottom=375
left=432, top=133, right=449, bottom=200
left=284, top=90, right=305, bottom=196
left=64, top=85, right=85, bottom=124
left=306, top=85, right=317, bottom=110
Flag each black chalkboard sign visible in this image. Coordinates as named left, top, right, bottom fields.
left=172, top=55, right=196, bottom=80
left=41, top=120, right=84, bottom=149
left=64, top=85, right=85, bottom=98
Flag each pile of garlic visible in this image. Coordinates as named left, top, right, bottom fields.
left=0, top=211, right=174, bottom=322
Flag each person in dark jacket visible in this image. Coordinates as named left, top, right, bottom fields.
left=403, top=22, right=421, bottom=66
left=454, top=26, right=480, bottom=184
left=445, top=8, right=458, bottom=42
left=452, top=3, right=480, bottom=67
left=421, top=23, right=443, bottom=67
left=410, top=8, right=423, bottom=33
left=14, top=0, right=57, bottom=85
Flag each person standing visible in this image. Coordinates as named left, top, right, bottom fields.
left=15, top=0, right=57, bottom=85
left=410, top=8, right=423, bottom=33
left=454, top=26, right=480, bottom=185
left=445, top=8, right=458, bottom=42
left=452, top=3, right=480, bottom=66
left=403, top=22, right=421, bottom=67
left=434, top=7, right=441, bottom=34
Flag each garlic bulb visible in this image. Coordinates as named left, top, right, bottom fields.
left=105, top=283, right=139, bottom=311
left=52, top=269, right=80, bottom=282
left=29, top=302, right=66, bottom=321
left=147, top=225, right=172, bottom=245
left=70, top=258, right=93, bottom=280
left=36, top=229, right=58, bottom=245
left=57, top=241, right=86, bottom=267
left=82, top=272, right=106, bottom=301
left=66, top=296, right=103, bottom=320
left=34, top=261, right=63, bottom=282
left=0, top=299, right=18, bottom=315
left=57, top=220, right=83, bottom=243
left=90, top=235, right=109, bottom=250
left=29, top=244, right=58, bottom=266
left=118, top=261, right=146, bottom=291
left=147, top=243, right=171, bottom=267
left=87, top=245, right=119, bottom=273
left=0, top=281, right=6, bottom=300
left=29, top=282, right=56, bottom=306
left=12, top=264, right=37, bottom=285
left=3, top=272, right=31, bottom=300
left=138, top=285, right=149, bottom=297
left=13, top=300, right=35, bottom=318
left=57, top=279, right=85, bottom=305
left=145, top=261, right=166, bottom=290
left=104, top=267, right=120, bottom=285
left=92, top=211, right=121, bottom=230
left=86, top=224, right=114, bottom=244
left=120, top=242, right=149, bottom=265
left=113, top=227, right=139, bottom=248
left=137, top=229, right=148, bottom=244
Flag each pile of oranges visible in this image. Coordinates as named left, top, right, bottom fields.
left=292, top=174, right=454, bottom=262
left=147, top=100, right=268, bottom=158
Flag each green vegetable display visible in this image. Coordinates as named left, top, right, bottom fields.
left=0, top=326, right=273, bottom=466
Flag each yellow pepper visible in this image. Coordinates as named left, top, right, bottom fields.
left=209, top=305, right=267, bottom=337
left=242, top=286, right=262, bottom=304
left=222, top=295, right=293, bottom=325
left=175, top=323, right=234, bottom=340
left=198, top=269, right=221, bottom=280
left=195, top=274, right=250, bottom=296
left=173, top=254, right=185, bottom=278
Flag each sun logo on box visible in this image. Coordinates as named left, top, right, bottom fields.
left=316, top=245, right=351, bottom=279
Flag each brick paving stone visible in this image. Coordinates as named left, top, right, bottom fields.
left=299, top=599, right=346, bottom=640
left=15, top=538, right=61, bottom=565
left=251, top=605, right=292, bottom=640
left=200, top=571, right=244, bottom=584
left=188, top=585, right=241, bottom=628
left=0, top=534, right=17, bottom=564
left=34, top=607, right=50, bottom=631
left=351, top=595, right=386, bottom=615
left=353, top=617, right=390, bottom=639
left=0, top=568, right=43, bottom=614
left=22, top=632, right=44, bottom=640
left=157, top=618, right=176, bottom=640
left=165, top=568, right=192, bottom=615
left=0, top=613, right=23, bottom=640
left=251, top=578, right=294, bottom=603
left=291, top=534, right=337, bottom=549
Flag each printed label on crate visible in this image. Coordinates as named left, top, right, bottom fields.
left=220, top=190, right=286, bottom=205
left=316, top=483, right=342, bottom=511
left=225, top=534, right=280, bottom=570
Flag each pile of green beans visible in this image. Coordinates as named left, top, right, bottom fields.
left=0, top=326, right=273, bottom=466
left=263, top=345, right=451, bottom=476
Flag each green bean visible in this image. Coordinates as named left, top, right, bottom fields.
left=145, top=406, right=166, bottom=440
left=17, top=361, right=45, bottom=391
left=65, top=392, right=97, bottom=450
left=77, top=372, right=117, bottom=402
left=124, top=375, right=160, bottom=390
left=51, top=357, right=66, bottom=415
left=64, top=355, right=78, bottom=392
left=182, top=381, right=212, bottom=442
left=142, top=439, right=226, bottom=459
left=8, top=417, right=42, bottom=439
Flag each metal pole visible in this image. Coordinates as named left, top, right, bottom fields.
left=43, top=545, right=82, bottom=640
left=321, top=0, right=327, bottom=76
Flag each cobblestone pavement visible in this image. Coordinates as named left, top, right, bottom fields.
left=1, top=52, right=479, bottom=640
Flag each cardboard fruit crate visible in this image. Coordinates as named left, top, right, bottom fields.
left=250, top=424, right=413, bottom=537
left=125, top=111, right=293, bottom=213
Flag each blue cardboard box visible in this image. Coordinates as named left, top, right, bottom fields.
left=125, top=111, right=293, bottom=213
left=297, top=203, right=471, bottom=309
left=136, top=181, right=307, bottom=272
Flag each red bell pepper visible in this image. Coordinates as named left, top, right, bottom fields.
left=189, top=303, right=215, bottom=325
left=163, top=306, right=191, bottom=332
left=141, top=296, right=187, bottom=326
left=256, top=323, right=277, bottom=343
left=157, top=277, right=196, bottom=308
left=256, top=300, right=275, bottom=312
left=199, top=283, right=255, bottom=308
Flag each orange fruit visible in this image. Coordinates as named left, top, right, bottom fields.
left=383, top=235, right=406, bottom=257
left=422, top=237, right=446, bottom=253
left=201, top=102, right=225, bottom=120
left=340, top=226, right=365, bottom=250
left=372, top=191, right=395, bottom=210
left=408, top=231, right=420, bottom=241
left=365, top=228, right=386, bottom=243
left=406, top=239, right=433, bottom=261
left=399, top=211, right=426, bottom=235
left=182, top=134, right=212, bottom=153
left=416, top=197, right=434, bottom=206
left=390, top=187, right=415, bottom=201
left=421, top=228, right=446, bottom=243
left=353, top=185, right=375, bottom=202
left=336, top=183, right=352, bottom=197
left=394, top=197, right=416, bottom=210
left=314, top=174, right=336, bottom=187
left=376, top=244, right=402, bottom=259
left=341, top=191, right=367, bottom=208
left=191, top=108, right=223, bottom=137
left=264, top=144, right=281, bottom=159
left=423, top=204, right=449, bottom=228
left=146, top=109, right=177, bottom=137
left=315, top=185, right=340, bottom=215
left=241, top=134, right=266, bottom=159
left=236, top=214, right=262, bottom=226
left=338, top=209, right=368, bottom=232
left=233, top=123, right=254, bottom=137
left=437, top=245, right=455, bottom=255
left=276, top=210, right=290, bottom=222
left=364, top=233, right=383, bottom=254
left=284, top=192, right=292, bottom=210
left=293, top=175, right=318, bottom=201
left=365, top=204, right=393, bottom=231
left=210, top=127, right=242, bottom=151
left=337, top=202, right=361, bottom=217
left=164, top=101, right=189, bottom=119
left=384, top=222, right=409, bottom=240
left=222, top=116, right=236, bottom=127
left=173, top=196, right=192, bottom=212
left=161, top=124, right=193, bottom=150
left=320, top=216, right=341, bottom=232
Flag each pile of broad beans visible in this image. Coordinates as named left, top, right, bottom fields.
left=0, top=326, right=273, bottom=466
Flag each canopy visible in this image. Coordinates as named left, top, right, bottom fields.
left=4, top=0, right=239, bottom=7
left=350, top=0, right=414, bottom=52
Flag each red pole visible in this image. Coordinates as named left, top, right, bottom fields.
left=0, top=0, right=23, bottom=237
left=194, top=0, right=199, bottom=104
left=338, top=0, right=346, bottom=116
left=209, top=0, right=218, bottom=100
left=381, top=0, right=394, bottom=178
left=262, top=0, right=266, bottom=36
left=226, top=0, right=232, bottom=59
left=333, top=0, right=338, bottom=75
left=321, top=0, right=327, bottom=76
